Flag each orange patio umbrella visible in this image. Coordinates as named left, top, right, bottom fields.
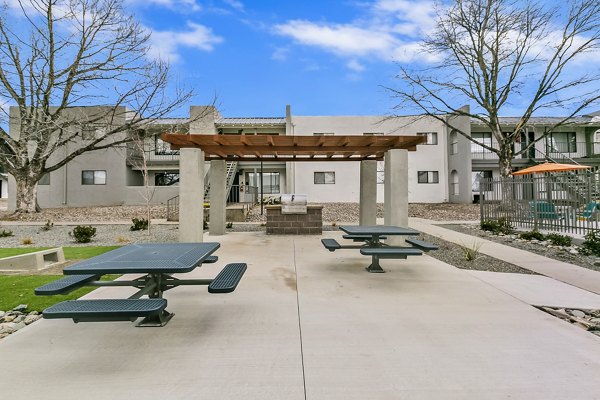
left=512, top=162, right=591, bottom=176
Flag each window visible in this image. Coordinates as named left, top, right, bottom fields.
left=38, top=173, right=50, bottom=185
left=246, top=172, right=280, bottom=194
left=155, top=172, right=179, bottom=186
left=313, top=132, right=334, bottom=136
left=363, top=132, right=384, bottom=136
left=451, top=170, right=459, bottom=196
left=472, top=171, right=493, bottom=192
left=82, top=170, right=106, bottom=185
left=81, top=125, right=105, bottom=140
left=549, top=132, right=576, bottom=153
left=155, top=138, right=179, bottom=155
left=471, top=132, right=493, bottom=154
left=417, top=132, right=438, bottom=145
left=450, top=130, right=458, bottom=154
left=314, top=172, right=335, bottom=184
left=417, top=171, right=439, bottom=184
left=377, top=161, right=384, bottom=184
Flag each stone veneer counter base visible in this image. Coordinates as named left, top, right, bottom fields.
left=266, top=205, right=323, bottom=235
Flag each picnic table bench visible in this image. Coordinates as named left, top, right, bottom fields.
left=34, top=244, right=246, bottom=327
left=322, top=226, right=438, bottom=273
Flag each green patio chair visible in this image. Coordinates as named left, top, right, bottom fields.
left=528, top=201, right=561, bottom=220
left=579, top=201, right=599, bottom=220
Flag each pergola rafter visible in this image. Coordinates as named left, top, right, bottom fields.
left=161, top=134, right=425, bottom=162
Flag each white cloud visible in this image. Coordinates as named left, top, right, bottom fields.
left=126, top=0, right=202, bottom=12
left=222, top=0, right=244, bottom=11
left=147, top=22, right=223, bottom=62
left=273, top=0, right=440, bottom=70
left=346, top=59, right=365, bottom=73
left=271, top=47, right=290, bottom=62
left=274, top=20, right=394, bottom=58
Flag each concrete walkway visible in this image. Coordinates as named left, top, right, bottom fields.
left=2, top=231, right=600, bottom=399
left=410, top=218, right=600, bottom=295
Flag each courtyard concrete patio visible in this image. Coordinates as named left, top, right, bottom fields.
left=1, top=231, right=600, bottom=399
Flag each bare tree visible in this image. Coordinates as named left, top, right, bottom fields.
left=0, top=0, right=194, bottom=213
left=388, top=0, right=600, bottom=177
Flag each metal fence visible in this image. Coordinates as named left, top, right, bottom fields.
left=479, top=171, right=600, bottom=235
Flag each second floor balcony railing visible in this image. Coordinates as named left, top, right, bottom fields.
left=472, top=141, right=600, bottom=160
left=128, top=143, right=180, bottom=164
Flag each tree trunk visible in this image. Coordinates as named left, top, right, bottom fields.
left=498, top=144, right=514, bottom=178
left=14, top=174, right=40, bottom=213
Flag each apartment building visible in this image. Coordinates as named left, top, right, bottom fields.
left=471, top=112, right=600, bottom=199
left=6, top=105, right=600, bottom=210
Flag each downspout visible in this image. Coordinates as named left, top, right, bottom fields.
left=63, top=131, right=68, bottom=205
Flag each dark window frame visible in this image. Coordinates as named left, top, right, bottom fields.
left=417, top=132, right=438, bottom=145
left=81, top=170, right=107, bottom=185
left=417, top=171, right=439, bottom=184
left=314, top=171, right=336, bottom=184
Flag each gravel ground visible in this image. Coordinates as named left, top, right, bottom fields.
left=247, top=202, right=480, bottom=223
left=442, top=223, right=600, bottom=273
left=0, top=203, right=531, bottom=276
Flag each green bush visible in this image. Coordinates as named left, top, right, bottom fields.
left=69, top=225, right=97, bottom=243
left=0, top=229, right=14, bottom=238
left=545, top=233, right=572, bottom=247
left=40, top=220, right=54, bottom=231
left=581, top=231, right=600, bottom=256
left=519, top=230, right=545, bottom=241
left=130, top=218, right=149, bottom=231
left=480, top=218, right=513, bottom=235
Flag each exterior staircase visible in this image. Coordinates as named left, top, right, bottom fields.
left=166, top=161, right=238, bottom=221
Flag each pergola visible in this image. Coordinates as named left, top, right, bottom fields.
left=160, top=134, right=425, bottom=243
left=162, top=134, right=424, bottom=162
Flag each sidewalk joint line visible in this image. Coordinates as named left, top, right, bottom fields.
left=293, top=239, right=308, bottom=400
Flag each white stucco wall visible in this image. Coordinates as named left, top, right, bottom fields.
left=290, top=115, right=452, bottom=203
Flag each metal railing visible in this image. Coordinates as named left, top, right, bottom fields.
left=479, top=170, right=600, bottom=235
left=472, top=141, right=598, bottom=160
left=166, top=184, right=258, bottom=222
left=127, top=143, right=180, bottom=164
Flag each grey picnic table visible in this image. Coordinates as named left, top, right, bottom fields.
left=337, top=225, right=427, bottom=273
left=35, top=243, right=247, bottom=327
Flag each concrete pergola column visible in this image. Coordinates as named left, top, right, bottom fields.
left=179, top=148, right=205, bottom=242
left=384, top=149, right=408, bottom=246
left=359, top=160, right=377, bottom=226
left=209, top=159, right=227, bottom=236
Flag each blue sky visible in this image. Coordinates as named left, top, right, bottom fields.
left=130, top=0, right=440, bottom=118
left=2, top=0, right=599, bottom=120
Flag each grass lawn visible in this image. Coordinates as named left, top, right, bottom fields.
left=0, top=246, right=121, bottom=260
left=0, top=275, right=117, bottom=312
left=0, top=246, right=121, bottom=312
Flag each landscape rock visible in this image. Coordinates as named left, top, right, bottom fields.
left=2, top=315, right=15, bottom=323
left=24, top=314, right=40, bottom=325
left=12, top=304, right=28, bottom=312
left=570, top=310, right=586, bottom=318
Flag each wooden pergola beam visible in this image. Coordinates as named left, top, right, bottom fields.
left=161, top=134, right=425, bottom=161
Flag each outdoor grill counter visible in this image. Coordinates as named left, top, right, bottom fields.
left=281, top=194, right=308, bottom=214
left=267, top=194, right=322, bottom=234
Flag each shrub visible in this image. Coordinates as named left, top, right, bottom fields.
left=70, top=225, right=97, bottom=243
left=460, top=240, right=482, bottom=261
left=545, top=233, right=572, bottom=247
left=116, top=235, right=130, bottom=243
left=519, top=230, right=545, bottom=241
left=581, top=231, right=600, bottom=256
left=130, top=218, right=149, bottom=231
left=226, top=222, right=233, bottom=229
left=20, top=237, right=33, bottom=245
left=480, top=218, right=513, bottom=235
left=40, top=220, right=54, bottom=231
left=0, top=229, right=14, bottom=237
